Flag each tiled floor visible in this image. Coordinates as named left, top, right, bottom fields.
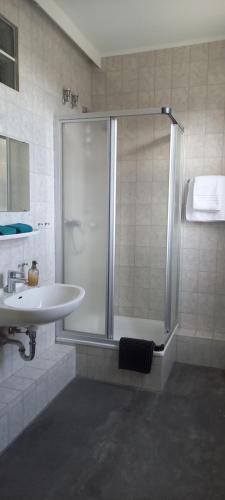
left=0, top=363, right=225, bottom=500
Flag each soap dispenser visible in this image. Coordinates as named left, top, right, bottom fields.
left=28, top=260, right=39, bottom=287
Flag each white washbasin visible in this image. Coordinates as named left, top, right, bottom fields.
left=0, top=284, right=85, bottom=327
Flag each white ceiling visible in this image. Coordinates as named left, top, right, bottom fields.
left=36, top=0, right=225, bottom=65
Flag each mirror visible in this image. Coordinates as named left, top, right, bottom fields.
left=0, top=135, right=30, bottom=211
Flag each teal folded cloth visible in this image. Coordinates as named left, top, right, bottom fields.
left=0, top=225, right=17, bottom=235
left=6, top=223, right=33, bottom=233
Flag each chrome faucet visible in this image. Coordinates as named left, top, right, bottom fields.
left=4, top=270, right=26, bottom=293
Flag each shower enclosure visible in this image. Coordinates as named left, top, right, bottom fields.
left=55, top=107, right=184, bottom=350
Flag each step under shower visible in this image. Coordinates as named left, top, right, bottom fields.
left=55, top=107, right=184, bottom=387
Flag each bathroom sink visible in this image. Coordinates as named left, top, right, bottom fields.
left=0, top=284, right=85, bottom=327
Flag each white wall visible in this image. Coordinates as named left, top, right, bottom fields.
left=92, top=42, right=225, bottom=342
left=0, top=0, right=92, bottom=383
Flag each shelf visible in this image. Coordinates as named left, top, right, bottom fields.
left=0, top=230, right=39, bottom=241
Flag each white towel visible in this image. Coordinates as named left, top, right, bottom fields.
left=193, top=176, right=221, bottom=211
left=186, top=176, right=225, bottom=222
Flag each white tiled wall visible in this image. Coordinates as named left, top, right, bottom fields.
left=0, top=344, right=75, bottom=454
left=92, top=40, right=225, bottom=342
left=176, top=329, right=225, bottom=369
left=75, top=333, right=176, bottom=391
left=0, top=0, right=92, bottom=384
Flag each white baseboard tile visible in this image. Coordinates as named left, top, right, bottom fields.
left=176, top=329, right=225, bottom=369
left=0, top=344, right=75, bottom=456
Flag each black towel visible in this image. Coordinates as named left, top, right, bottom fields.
left=118, top=337, right=155, bottom=374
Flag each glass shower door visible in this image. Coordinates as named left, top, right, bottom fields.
left=62, top=119, right=110, bottom=336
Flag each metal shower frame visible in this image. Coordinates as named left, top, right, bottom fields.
left=55, top=107, right=184, bottom=347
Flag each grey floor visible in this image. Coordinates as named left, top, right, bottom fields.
left=0, top=363, right=225, bottom=500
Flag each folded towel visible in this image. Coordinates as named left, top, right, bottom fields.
left=119, top=337, right=155, bottom=374
left=186, top=177, right=225, bottom=222
left=193, top=176, right=221, bottom=211
left=6, top=223, right=33, bottom=233
left=0, top=225, right=17, bottom=235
